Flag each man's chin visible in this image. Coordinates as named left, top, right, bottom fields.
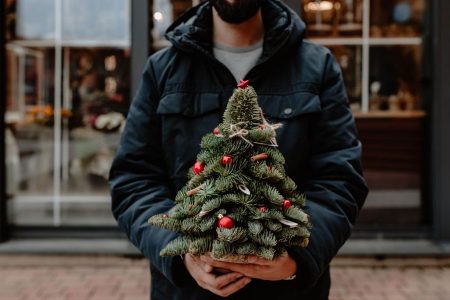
left=211, top=0, right=261, bottom=24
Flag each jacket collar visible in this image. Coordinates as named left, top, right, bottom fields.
left=164, top=0, right=306, bottom=64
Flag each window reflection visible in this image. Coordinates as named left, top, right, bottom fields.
left=16, top=0, right=55, bottom=40
left=62, top=0, right=130, bottom=41
left=7, top=0, right=130, bottom=42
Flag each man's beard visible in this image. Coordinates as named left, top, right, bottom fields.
left=210, top=0, right=262, bottom=24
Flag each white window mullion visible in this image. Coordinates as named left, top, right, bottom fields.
left=53, top=0, right=63, bottom=226
left=62, top=48, right=70, bottom=183
left=361, top=0, right=371, bottom=113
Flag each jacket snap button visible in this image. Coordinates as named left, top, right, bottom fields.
left=284, top=107, right=293, bottom=115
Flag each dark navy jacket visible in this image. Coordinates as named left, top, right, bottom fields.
left=109, top=0, right=368, bottom=299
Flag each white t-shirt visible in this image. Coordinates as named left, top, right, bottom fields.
left=213, top=40, right=263, bottom=83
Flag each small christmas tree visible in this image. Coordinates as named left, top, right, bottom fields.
left=149, top=80, right=310, bottom=261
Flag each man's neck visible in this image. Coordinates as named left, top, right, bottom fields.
left=212, top=8, right=264, bottom=48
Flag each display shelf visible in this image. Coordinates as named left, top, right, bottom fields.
left=353, top=110, right=426, bottom=119
left=12, top=195, right=111, bottom=204
left=309, top=37, right=422, bottom=46
left=7, top=39, right=130, bottom=49
left=368, top=37, right=422, bottom=46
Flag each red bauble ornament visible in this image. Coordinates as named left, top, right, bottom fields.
left=221, top=155, right=233, bottom=165
left=193, top=161, right=205, bottom=174
left=213, top=127, right=220, bottom=135
left=163, top=214, right=169, bottom=218
left=258, top=124, right=265, bottom=129
left=237, top=79, right=249, bottom=89
left=259, top=206, right=267, bottom=213
left=188, top=204, right=193, bottom=210
left=218, top=215, right=234, bottom=229
left=283, top=199, right=292, bottom=209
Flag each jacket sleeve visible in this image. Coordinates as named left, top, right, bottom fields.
left=287, top=51, right=369, bottom=288
left=108, top=57, right=190, bottom=287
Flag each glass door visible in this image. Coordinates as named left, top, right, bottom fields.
left=4, top=0, right=131, bottom=227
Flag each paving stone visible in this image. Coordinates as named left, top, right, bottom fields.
left=1, top=255, right=450, bottom=299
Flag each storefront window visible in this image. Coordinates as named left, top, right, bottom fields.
left=302, top=0, right=427, bottom=230
left=3, top=0, right=429, bottom=232
left=4, top=0, right=131, bottom=226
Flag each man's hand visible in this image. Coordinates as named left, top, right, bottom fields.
left=200, top=252, right=297, bottom=281
left=183, top=253, right=252, bottom=297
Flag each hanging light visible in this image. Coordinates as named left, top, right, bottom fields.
left=153, top=12, right=164, bottom=22
left=304, top=1, right=334, bottom=12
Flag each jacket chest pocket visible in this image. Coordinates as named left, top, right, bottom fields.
left=258, top=91, right=322, bottom=174
left=156, top=92, right=221, bottom=180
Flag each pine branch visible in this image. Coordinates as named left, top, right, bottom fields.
left=198, top=214, right=218, bottom=233
left=216, top=227, right=247, bottom=243
left=248, top=221, right=264, bottom=236
left=200, top=133, right=225, bottom=149
left=250, top=206, right=284, bottom=220
left=277, top=176, right=298, bottom=195
left=181, top=217, right=202, bottom=234
left=188, top=237, right=214, bottom=255
left=259, top=147, right=286, bottom=165
left=249, top=161, right=284, bottom=181
left=276, top=226, right=310, bottom=243
left=290, top=192, right=306, bottom=207
left=263, top=185, right=284, bottom=206
left=148, top=214, right=182, bottom=232
left=222, top=140, right=253, bottom=157
left=249, top=229, right=277, bottom=247
left=284, top=206, right=310, bottom=224
left=212, top=240, right=233, bottom=259
left=265, top=220, right=283, bottom=232
left=235, top=242, right=258, bottom=256
left=170, top=201, right=201, bottom=219
left=160, top=236, right=191, bottom=256
left=247, top=127, right=276, bottom=142
left=214, top=173, right=249, bottom=193
left=256, top=246, right=276, bottom=260
left=200, top=198, right=223, bottom=214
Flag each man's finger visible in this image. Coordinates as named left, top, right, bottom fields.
left=204, top=272, right=244, bottom=289
left=213, top=267, right=232, bottom=274
left=245, top=255, right=274, bottom=265
left=202, top=263, right=214, bottom=273
left=216, top=276, right=252, bottom=298
left=200, top=257, right=257, bottom=274
left=188, top=253, right=199, bottom=262
left=200, top=255, right=240, bottom=269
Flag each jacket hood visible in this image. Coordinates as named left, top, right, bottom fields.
left=164, top=0, right=306, bottom=63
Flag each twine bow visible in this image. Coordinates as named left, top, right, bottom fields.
left=229, top=122, right=253, bottom=146
left=257, top=108, right=282, bottom=147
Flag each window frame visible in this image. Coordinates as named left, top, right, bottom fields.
left=1, top=0, right=449, bottom=242
left=1, top=0, right=8, bottom=242
left=431, top=0, right=450, bottom=241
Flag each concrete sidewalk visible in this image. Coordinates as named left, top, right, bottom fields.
left=0, top=255, right=449, bottom=300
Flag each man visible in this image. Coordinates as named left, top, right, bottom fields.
left=109, top=0, right=368, bottom=298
